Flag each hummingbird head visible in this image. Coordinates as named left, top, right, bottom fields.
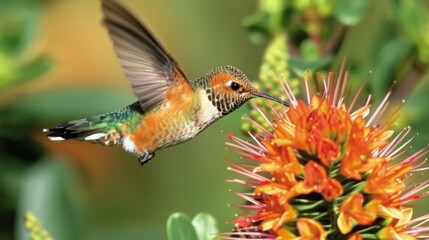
left=204, top=66, right=287, bottom=115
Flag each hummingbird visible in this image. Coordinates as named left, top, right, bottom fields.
left=44, top=0, right=288, bottom=166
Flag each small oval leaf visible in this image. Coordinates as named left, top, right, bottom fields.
left=167, top=213, right=198, bottom=240
left=192, top=213, right=218, bottom=240
left=334, top=0, right=370, bottom=26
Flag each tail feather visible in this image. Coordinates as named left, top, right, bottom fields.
left=44, top=118, right=121, bottom=145
left=43, top=119, right=105, bottom=141
left=44, top=102, right=142, bottom=146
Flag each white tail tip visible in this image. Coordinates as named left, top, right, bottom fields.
left=48, top=136, right=65, bottom=141
left=84, top=133, right=107, bottom=141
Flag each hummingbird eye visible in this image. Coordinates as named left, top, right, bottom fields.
left=229, top=81, right=241, bottom=92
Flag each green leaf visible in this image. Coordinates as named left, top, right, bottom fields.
left=12, top=7, right=39, bottom=57
left=12, top=55, right=53, bottom=85
left=0, top=55, right=52, bottom=91
left=397, top=0, right=429, bottom=63
left=242, top=0, right=286, bottom=43
left=289, top=56, right=333, bottom=76
left=258, top=0, right=285, bottom=35
left=16, top=157, right=88, bottom=240
left=398, top=0, right=428, bottom=44
left=370, top=39, right=412, bottom=101
left=167, top=213, right=198, bottom=240
left=401, top=72, right=429, bottom=150
left=300, top=39, right=320, bottom=60
left=0, top=6, right=39, bottom=57
left=242, top=12, right=271, bottom=44
left=334, top=0, right=370, bottom=26
left=192, top=213, right=218, bottom=240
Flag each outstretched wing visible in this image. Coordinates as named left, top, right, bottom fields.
left=101, top=0, right=193, bottom=111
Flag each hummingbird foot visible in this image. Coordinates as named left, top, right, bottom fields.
left=138, top=151, right=155, bottom=166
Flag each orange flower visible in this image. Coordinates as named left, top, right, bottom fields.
left=347, top=233, right=363, bottom=240
left=302, top=161, right=343, bottom=201
left=364, top=160, right=413, bottom=195
left=340, top=115, right=387, bottom=180
left=296, top=218, right=326, bottom=240
left=259, top=201, right=297, bottom=231
left=223, top=64, right=429, bottom=239
left=288, top=97, right=347, bottom=166
left=378, top=226, right=416, bottom=240
left=337, top=194, right=377, bottom=234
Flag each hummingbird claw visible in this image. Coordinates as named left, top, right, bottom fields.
left=138, top=151, right=155, bottom=166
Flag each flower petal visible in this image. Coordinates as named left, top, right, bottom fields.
left=296, top=218, right=326, bottom=240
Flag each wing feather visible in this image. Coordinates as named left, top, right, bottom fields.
left=101, top=0, right=192, bottom=111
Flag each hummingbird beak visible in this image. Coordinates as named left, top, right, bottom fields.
left=252, top=91, right=289, bottom=107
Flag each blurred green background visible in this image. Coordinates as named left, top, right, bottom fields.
left=1, top=0, right=429, bottom=239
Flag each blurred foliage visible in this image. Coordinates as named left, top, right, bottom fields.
left=16, top=158, right=88, bottom=240
left=24, top=211, right=53, bottom=240
left=1, top=0, right=428, bottom=240
left=0, top=0, right=130, bottom=239
left=0, top=1, right=53, bottom=239
left=241, top=33, right=298, bottom=133
left=22, top=212, right=221, bottom=240
left=167, top=213, right=218, bottom=240
left=0, top=1, right=53, bottom=92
